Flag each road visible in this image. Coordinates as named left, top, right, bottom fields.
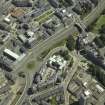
left=96, top=92, right=105, bottom=105
left=0, top=0, right=12, bottom=15
left=29, top=50, right=80, bottom=105
left=14, top=0, right=105, bottom=72
left=15, top=73, right=31, bottom=105
left=0, top=92, right=13, bottom=105
left=83, top=0, right=105, bottom=26
left=13, top=22, right=78, bottom=71
left=63, top=51, right=80, bottom=105
left=14, top=0, right=105, bottom=105
left=13, top=19, right=78, bottom=105
left=30, top=84, right=64, bottom=103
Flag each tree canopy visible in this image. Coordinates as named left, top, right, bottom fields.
left=66, top=35, right=76, bottom=51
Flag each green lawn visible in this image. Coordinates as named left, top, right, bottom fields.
left=26, top=60, right=35, bottom=70
left=37, top=39, right=66, bottom=60
left=93, top=15, right=105, bottom=33
left=51, top=97, right=57, bottom=105
left=35, top=9, right=54, bottom=24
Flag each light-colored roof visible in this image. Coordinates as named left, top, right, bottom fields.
left=96, top=84, right=104, bottom=93
left=4, top=48, right=19, bottom=60
left=49, top=55, right=67, bottom=70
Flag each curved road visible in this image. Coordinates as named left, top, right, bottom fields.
left=15, top=0, right=105, bottom=105
left=15, top=73, right=31, bottom=105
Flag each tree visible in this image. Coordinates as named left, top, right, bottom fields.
left=88, top=64, right=105, bottom=86
left=100, top=34, right=105, bottom=45
left=82, top=2, right=92, bottom=13
left=99, top=24, right=105, bottom=34
left=88, top=64, right=100, bottom=80
left=65, top=0, right=73, bottom=6
left=94, top=37, right=104, bottom=48
left=59, top=50, right=70, bottom=60
left=18, top=72, right=25, bottom=78
left=27, top=88, right=34, bottom=95
left=22, top=24, right=29, bottom=30
left=68, top=58, right=74, bottom=67
left=66, top=36, right=76, bottom=51
left=90, top=0, right=98, bottom=6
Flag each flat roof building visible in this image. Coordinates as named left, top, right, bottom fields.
left=47, top=55, right=67, bottom=70
left=4, top=48, right=19, bottom=61
left=12, top=0, right=32, bottom=7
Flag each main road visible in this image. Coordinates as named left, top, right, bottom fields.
left=13, top=13, right=78, bottom=105
left=14, top=0, right=105, bottom=72
left=14, top=0, right=105, bottom=105
left=83, top=0, right=105, bottom=26
left=13, top=17, right=77, bottom=71
left=64, top=51, right=80, bottom=105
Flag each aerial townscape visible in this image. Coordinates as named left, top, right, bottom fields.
left=0, top=0, right=105, bottom=105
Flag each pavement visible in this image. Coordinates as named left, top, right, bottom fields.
left=13, top=1, right=105, bottom=105
left=0, top=92, right=13, bottom=105
left=13, top=18, right=78, bottom=71
left=30, top=84, right=64, bottom=103
left=15, top=73, right=31, bottom=105
left=83, top=0, right=105, bottom=26
left=96, top=92, right=105, bottom=105
left=14, top=0, right=105, bottom=72
left=63, top=51, right=80, bottom=105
